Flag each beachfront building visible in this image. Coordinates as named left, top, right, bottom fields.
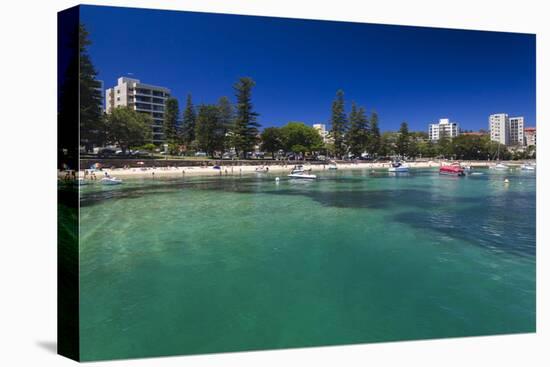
left=313, top=123, right=331, bottom=143
left=489, top=113, right=525, bottom=147
left=428, top=118, right=460, bottom=141
left=489, top=113, right=509, bottom=145
left=96, top=79, right=105, bottom=111
left=106, top=77, right=171, bottom=144
left=509, top=117, right=525, bottom=146
left=524, top=127, right=536, bottom=146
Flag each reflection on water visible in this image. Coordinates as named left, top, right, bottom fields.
left=78, top=168, right=536, bottom=360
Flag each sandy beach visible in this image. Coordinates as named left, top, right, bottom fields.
left=68, top=160, right=511, bottom=180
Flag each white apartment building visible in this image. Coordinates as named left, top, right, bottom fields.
left=313, top=123, right=330, bottom=143
left=489, top=113, right=525, bottom=146
left=509, top=116, right=525, bottom=146
left=428, top=118, right=460, bottom=141
left=106, top=77, right=171, bottom=144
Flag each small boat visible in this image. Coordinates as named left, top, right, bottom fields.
left=288, top=172, right=317, bottom=179
left=490, top=163, right=509, bottom=170
left=101, top=177, right=123, bottom=185
left=521, top=163, right=536, bottom=171
left=439, top=163, right=465, bottom=176
left=388, top=161, right=409, bottom=173
left=328, top=160, right=338, bottom=170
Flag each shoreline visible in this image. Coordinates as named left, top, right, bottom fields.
left=65, top=160, right=533, bottom=180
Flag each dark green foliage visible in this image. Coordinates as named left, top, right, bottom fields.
left=163, top=97, right=180, bottom=145
left=78, top=24, right=105, bottom=150
left=280, top=122, right=324, bottom=154
left=395, top=122, right=410, bottom=158
left=260, top=127, right=284, bottom=158
left=195, top=104, right=225, bottom=157
left=181, top=94, right=197, bottom=145
left=231, top=77, right=260, bottom=157
left=104, top=107, right=152, bottom=153
left=329, top=90, right=348, bottom=158
left=346, top=102, right=369, bottom=157
left=367, top=111, right=381, bottom=157
left=217, top=96, right=234, bottom=149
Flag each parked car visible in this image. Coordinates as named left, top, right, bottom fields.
left=195, top=152, right=207, bottom=157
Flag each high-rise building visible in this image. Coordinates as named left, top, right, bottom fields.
left=524, top=127, right=536, bottom=146
left=95, top=79, right=104, bottom=111
left=489, top=113, right=509, bottom=145
left=428, top=118, right=460, bottom=141
left=106, top=77, right=171, bottom=144
left=313, top=123, right=330, bottom=143
left=489, top=113, right=525, bottom=146
left=509, top=117, right=525, bottom=146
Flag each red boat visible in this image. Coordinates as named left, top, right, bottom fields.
left=439, top=164, right=465, bottom=176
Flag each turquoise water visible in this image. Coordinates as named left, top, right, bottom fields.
left=78, top=168, right=536, bottom=361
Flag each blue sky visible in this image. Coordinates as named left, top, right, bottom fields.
left=81, top=5, right=536, bottom=132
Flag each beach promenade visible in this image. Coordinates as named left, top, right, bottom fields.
left=70, top=160, right=516, bottom=180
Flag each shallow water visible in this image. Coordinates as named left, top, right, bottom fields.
left=78, top=168, right=536, bottom=360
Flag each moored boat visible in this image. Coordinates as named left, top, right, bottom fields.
left=288, top=172, right=317, bottom=179
left=490, top=163, right=509, bottom=170
left=439, top=164, right=465, bottom=176
left=521, top=163, right=536, bottom=171
left=388, top=161, right=409, bottom=173
left=101, top=177, right=123, bottom=185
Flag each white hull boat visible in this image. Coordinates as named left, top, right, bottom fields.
left=521, top=164, right=536, bottom=171
left=388, top=162, right=409, bottom=173
left=101, top=177, right=123, bottom=185
left=490, top=163, right=509, bottom=170
left=288, top=173, right=317, bottom=179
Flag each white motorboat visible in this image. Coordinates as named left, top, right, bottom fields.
left=388, top=162, right=409, bottom=173
left=521, top=163, right=536, bottom=171
left=288, top=172, right=317, bottom=179
left=101, top=177, right=123, bottom=185
left=490, top=163, right=509, bottom=170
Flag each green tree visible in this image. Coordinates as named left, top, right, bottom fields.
left=280, top=122, right=324, bottom=155
left=163, top=97, right=180, bottom=145
left=181, top=94, right=196, bottom=145
left=79, top=24, right=104, bottom=151
left=105, top=107, right=152, bottom=153
left=260, top=127, right=284, bottom=158
left=329, top=90, right=348, bottom=159
left=395, top=122, right=410, bottom=158
left=217, top=96, right=234, bottom=149
left=195, top=104, right=225, bottom=157
left=367, top=111, right=381, bottom=157
left=231, top=77, right=260, bottom=158
left=418, top=139, right=437, bottom=158
left=346, top=102, right=369, bottom=157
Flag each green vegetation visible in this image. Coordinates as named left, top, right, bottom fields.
left=231, top=77, right=260, bottom=158
left=78, top=24, right=105, bottom=151
left=104, top=107, right=152, bottom=153
left=163, top=98, right=180, bottom=147
left=329, top=90, right=348, bottom=159
left=181, top=94, right=197, bottom=146
left=195, top=104, right=226, bottom=157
